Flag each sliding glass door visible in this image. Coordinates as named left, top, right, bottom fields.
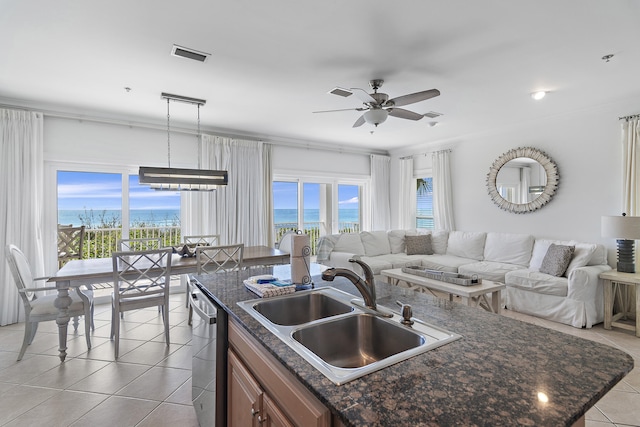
left=57, top=170, right=181, bottom=259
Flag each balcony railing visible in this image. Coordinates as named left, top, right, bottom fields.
left=274, top=221, right=360, bottom=256
left=81, top=223, right=361, bottom=260
left=83, top=226, right=182, bottom=259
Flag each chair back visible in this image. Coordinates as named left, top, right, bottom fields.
left=57, top=224, right=85, bottom=267
left=5, top=244, right=36, bottom=302
left=184, top=234, right=220, bottom=246
left=196, top=244, right=244, bottom=274
left=277, top=230, right=297, bottom=253
left=117, top=237, right=162, bottom=252
left=111, top=248, right=172, bottom=304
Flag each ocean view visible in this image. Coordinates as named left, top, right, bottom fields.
left=58, top=208, right=360, bottom=228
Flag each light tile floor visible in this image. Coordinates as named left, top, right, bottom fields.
left=0, top=294, right=198, bottom=427
left=0, top=295, right=639, bottom=426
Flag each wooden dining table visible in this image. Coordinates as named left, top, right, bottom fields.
left=47, top=245, right=289, bottom=361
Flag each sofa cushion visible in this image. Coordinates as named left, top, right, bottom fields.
left=566, top=243, right=597, bottom=275
left=333, top=233, right=365, bottom=255
left=388, top=230, right=406, bottom=254
left=405, top=234, right=433, bottom=255
left=483, top=232, right=534, bottom=266
left=587, top=244, right=607, bottom=266
left=446, top=231, right=486, bottom=261
left=420, top=254, right=477, bottom=273
left=351, top=255, right=393, bottom=275
left=505, top=270, right=568, bottom=297
left=431, top=231, right=449, bottom=255
left=361, top=231, right=391, bottom=256
left=458, top=261, right=525, bottom=283
left=540, top=244, right=575, bottom=277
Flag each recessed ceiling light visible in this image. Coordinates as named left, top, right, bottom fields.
left=531, top=91, right=547, bottom=100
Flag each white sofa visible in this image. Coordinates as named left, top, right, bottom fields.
left=316, top=230, right=611, bottom=328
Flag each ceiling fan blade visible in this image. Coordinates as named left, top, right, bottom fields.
left=388, top=108, right=424, bottom=121
left=313, top=108, right=365, bottom=113
left=349, top=88, right=377, bottom=104
left=387, top=89, right=440, bottom=107
left=352, top=115, right=366, bottom=127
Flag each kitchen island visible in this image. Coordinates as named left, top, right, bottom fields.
left=193, top=265, right=633, bottom=426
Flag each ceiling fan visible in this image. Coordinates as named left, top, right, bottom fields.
left=313, top=79, right=440, bottom=128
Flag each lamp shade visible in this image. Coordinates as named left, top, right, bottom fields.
left=364, top=109, right=388, bottom=126
left=601, top=215, right=640, bottom=239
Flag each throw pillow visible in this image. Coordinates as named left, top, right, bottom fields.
left=539, top=244, right=575, bottom=277
left=405, top=234, right=434, bottom=255
left=565, top=243, right=597, bottom=275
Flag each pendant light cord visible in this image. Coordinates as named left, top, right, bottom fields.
left=166, top=98, right=171, bottom=168
left=197, top=104, right=201, bottom=169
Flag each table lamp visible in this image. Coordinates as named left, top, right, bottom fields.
left=602, top=214, right=640, bottom=273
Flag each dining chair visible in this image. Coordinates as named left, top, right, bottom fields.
left=276, top=230, right=297, bottom=254
left=110, top=248, right=172, bottom=359
left=117, top=237, right=163, bottom=251
left=182, top=234, right=220, bottom=308
left=188, top=244, right=244, bottom=324
left=5, top=244, right=94, bottom=361
left=57, top=224, right=86, bottom=268
left=183, top=234, right=220, bottom=246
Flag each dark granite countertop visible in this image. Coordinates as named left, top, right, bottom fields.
left=193, top=265, right=634, bottom=427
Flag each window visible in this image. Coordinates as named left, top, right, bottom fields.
left=57, top=170, right=181, bottom=259
left=416, top=177, right=434, bottom=229
left=337, top=184, right=360, bottom=233
left=273, top=179, right=363, bottom=252
left=273, top=181, right=299, bottom=242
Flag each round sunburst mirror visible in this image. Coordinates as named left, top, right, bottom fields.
left=486, top=147, right=559, bottom=214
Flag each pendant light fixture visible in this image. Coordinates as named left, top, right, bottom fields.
left=139, top=92, right=228, bottom=191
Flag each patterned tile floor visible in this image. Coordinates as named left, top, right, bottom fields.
left=0, top=294, right=638, bottom=426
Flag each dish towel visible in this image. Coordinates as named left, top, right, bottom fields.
left=243, top=275, right=296, bottom=298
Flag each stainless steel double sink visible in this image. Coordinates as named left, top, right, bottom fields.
left=237, top=287, right=461, bottom=385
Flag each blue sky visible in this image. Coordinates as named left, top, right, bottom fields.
left=57, top=171, right=180, bottom=210
left=57, top=172, right=360, bottom=211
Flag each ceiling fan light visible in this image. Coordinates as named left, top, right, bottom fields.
left=363, top=109, right=388, bottom=126
left=531, top=91, right=547, bottom=100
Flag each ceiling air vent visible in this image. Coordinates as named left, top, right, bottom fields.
left=171, top=45, right=210, bottom=63
left=424, top=111, right=443, bottom=118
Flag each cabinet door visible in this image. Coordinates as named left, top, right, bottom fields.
left=262, top=394, right=294, bottom=427
left=228, top=350, right=263, bottom=427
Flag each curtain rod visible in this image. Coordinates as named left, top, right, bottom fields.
left=399, top=148, right=452, bottom=160
left=619, top=114, right=640, bottom=121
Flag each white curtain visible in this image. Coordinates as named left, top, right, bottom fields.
left=520, top=167, right=531, bottom=204
left=432, top=150, right=455, bottom=231
left=622, top=117, right=640, bottom=270
left=622, top=118, right=639, bottom=216
left=0, top=109, right=45, bottom=326
left=182, top=135, right=272, bottom=246
left=370, top=155, right=391, bottom=230
left=398, top=157, right=415, bottom=229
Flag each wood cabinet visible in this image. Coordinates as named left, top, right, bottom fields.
left=228, top=320, right=332, bottom=427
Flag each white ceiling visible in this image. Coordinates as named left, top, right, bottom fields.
left=2, top=0, right=640, bottom=153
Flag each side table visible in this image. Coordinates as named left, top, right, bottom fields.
left=600, top=269, right=640, bottom=337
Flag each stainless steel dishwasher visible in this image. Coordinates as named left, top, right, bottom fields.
left=190, top=279, right=227, bottom=427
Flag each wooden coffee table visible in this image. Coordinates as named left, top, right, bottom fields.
left=381, top=268, right=505, bottom=314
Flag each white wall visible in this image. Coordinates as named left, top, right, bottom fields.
left=390, top=99, right=638, bottom=265
left=44, top=116, right=371, bottom=176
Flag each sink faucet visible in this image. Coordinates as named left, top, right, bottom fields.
left=321, top=258, right=378, bottom=310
